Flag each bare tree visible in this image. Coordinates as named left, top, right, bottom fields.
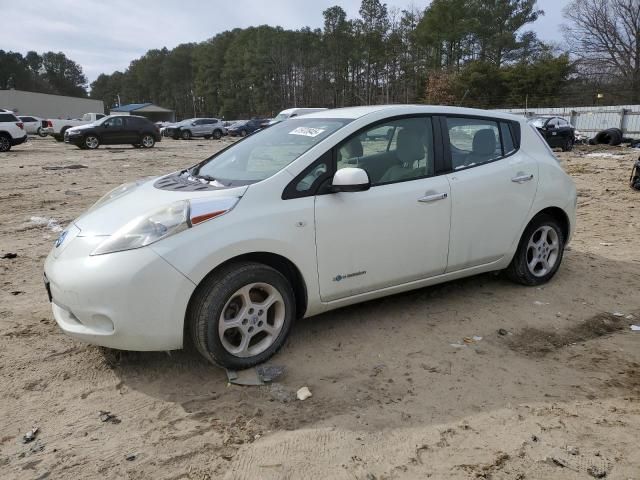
left=564, top=0, right=640, bottom=102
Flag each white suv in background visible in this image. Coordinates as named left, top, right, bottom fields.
left=0, top=112, right=28, bottom=152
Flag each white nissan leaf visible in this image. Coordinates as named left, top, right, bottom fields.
left=44, top=105, right=577, bottom=369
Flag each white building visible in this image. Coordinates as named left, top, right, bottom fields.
left=0, top=89, right=104, bottom=119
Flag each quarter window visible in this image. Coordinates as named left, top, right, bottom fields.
left=337, top=117, right=435, bottom=185
left=500, top=122, right=516, bottom=155
left=446, top=117, right=502, bottom=170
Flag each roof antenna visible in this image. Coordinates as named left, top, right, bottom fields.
left=458, top=90, right=469, bottom=107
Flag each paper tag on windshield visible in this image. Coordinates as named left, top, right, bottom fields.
left=289, top=127, right=325, bottom=137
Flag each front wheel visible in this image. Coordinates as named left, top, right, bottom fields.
left=505, top=214, right=565, bottom=286
left=140, top=134, right=155, bottom=148
left=188, top=262, right=295, bottom=369
left=84, top=135, right=100, bottom=150
left=561, top=138, right=574, bottom=152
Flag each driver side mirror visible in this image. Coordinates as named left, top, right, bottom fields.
left=191, top=122, right=197, bottom=126
left=331, top=167, right=370, bottom=193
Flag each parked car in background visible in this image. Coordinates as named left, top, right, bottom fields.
left=0, top=112, right=27, bottom=152
left=226, top=118, right=271, bottom=137
left=43, top=113, right=107, bottom=142
left=64, top=115, right=161, bottom=150
left=163, top=118, right=226, bottom=140
left=269, top=108, right=328, bottom=125
left=44, top=105, right=576, bottom=369
left=19, top=116, right=47, bottom=137
left=527, top=116, right=575, bottom=151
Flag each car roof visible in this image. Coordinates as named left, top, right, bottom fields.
left=300, top=104, right=524, bottom=121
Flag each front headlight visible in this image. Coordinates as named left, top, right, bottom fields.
left=92, top=201, right=189, bottom=255
left=91, top=197, right=239, bottom=256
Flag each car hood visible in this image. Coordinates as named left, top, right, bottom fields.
left=74, top=176, right=248, bottom=236
left=67, top=123, right=95, bottom=132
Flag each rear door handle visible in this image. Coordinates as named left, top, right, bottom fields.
left=418, top=192, right=448, bottom=203
left=511, top=174, right=534, bottom=183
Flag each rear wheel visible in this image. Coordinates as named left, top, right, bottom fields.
left=0, top=134, right=11, bottom=152
left=181, top=130, right=191, bottom=140
left=240, top=129, right=248, bottom=137
left=140, top=134, right=155, bottom=148
left=188, top=262, right=295, bottom=369
left=212, top=129, right=223, bottom=140
left=37, top=127, right=47, bottom=137
left=506, top=214, right=565, bottom=286
left=84, top=135, right=100, bottom=150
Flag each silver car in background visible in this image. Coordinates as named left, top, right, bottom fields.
left=163, top=118, right=226, bottom=140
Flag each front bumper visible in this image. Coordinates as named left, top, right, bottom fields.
left=11, top=134, right=27, bottom=146
left=44, top=229, right=196, bottom=351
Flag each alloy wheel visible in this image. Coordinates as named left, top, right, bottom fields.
left=85, top=136, right=99, bottom=149
left=218, top=282, right=286, bottom=358
left=526, top=225, right=560, bottom=277
left=142, top=135, right=154, bottom=148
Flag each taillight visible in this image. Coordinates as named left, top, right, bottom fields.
left=47, top=120, right=53, bottom=127
left=16, top=122, right=24, bottom=129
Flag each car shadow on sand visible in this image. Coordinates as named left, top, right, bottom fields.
left=104, top=248, right=640, bottom=429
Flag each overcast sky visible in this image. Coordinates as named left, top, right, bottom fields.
left=3, top=0, right=568, bottom=84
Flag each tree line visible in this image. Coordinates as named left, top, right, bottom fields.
left=0, top=50, right=88, bottom=98
left=2, top=0, right=638, bottom=118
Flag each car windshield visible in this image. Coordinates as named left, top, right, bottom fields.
left=527, top=117, right=548, bottom=128
left=192, top=118, right=350, bottom=185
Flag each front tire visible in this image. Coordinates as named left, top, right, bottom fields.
left=181, top=130, right=192, bottom=140
left=561, top=138, right=574, bottom=152
left=505, top=214, right=565, bottom=286
left=188, top=262, right=295, bottom=369
left=84, top=135, right=100, bottom=150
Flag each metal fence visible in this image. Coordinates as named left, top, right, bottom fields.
left=496, top=105, right=640, bottom=136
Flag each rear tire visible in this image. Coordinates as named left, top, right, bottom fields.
left=188, top=262, right=295, bottom=369
left=505, top=214, right=565, bottom=286
left=181, top=130, right=191, bottom=140
left=0, top=134, right=11, bottom=152
left=140, top=134, right=155, bottom=148
left=37, top=127, right=47, bottom=137
left=213, top=129, right=223, bottom=140
left=240, top=129, right=248, bottom=137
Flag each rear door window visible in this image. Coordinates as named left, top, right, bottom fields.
left=446, top=117, right=503, bottom=170
left=0, top=113, right=18, bottom=122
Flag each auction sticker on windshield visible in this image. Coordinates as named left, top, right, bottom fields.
left=289, top=127, right=325, bottom=137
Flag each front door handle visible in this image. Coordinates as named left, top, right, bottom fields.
left=418, top=192, right=448, bottom=203
left=511, top=174, right=534, bottom=183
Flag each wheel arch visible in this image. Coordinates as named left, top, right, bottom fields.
left=184, top=251, right=308, bottom=343
left=531, top=206, right=570, bottom=241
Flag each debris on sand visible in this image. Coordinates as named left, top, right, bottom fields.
left=42, top=164, right=88, bottom=170
left=1, top=252, right=17, bottom=259
left=99, top=411, right=121, bottom=424
left=631, top=325, right=640, bottom=332
left=226, top=364, right=285, bottom=386
left=498, top=328, right=509, bottom=336
left=296, top=386, right=312, bottom=401
left=29, top=216, right=63, bottom=233
left=22, top=427, right=39, bottom=444
left=125, top=453, right=137, bottom=461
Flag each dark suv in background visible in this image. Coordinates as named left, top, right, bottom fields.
left=64, top=115, right=161, bottom=149
left=528, top=116, right=575, bottom=151
left=226, top=118, right=271, bottom=137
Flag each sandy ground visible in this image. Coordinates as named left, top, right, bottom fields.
left=1, top=136, right=639, bottom=480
